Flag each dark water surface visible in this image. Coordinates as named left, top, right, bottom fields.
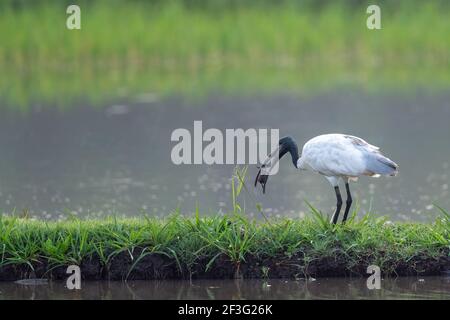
left=0, top=277, right=449, bottom=300
left=1, top=92, right=450, bottom=220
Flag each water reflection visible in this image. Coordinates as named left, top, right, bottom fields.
left=1, top=277, right=449, bottom=300
left=0, top=92, right=450, bottom=220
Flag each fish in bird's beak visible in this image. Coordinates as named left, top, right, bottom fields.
left=255, top=145, right=281, bottom=194
left=254, top=165, right=270, bottom=194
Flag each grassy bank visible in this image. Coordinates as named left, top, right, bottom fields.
left=0, top=209, right=449, bottom=280
left=1, top=0, right=450, bottom=109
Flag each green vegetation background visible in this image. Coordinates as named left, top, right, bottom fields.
left=1, top=0, right=450, bottom=109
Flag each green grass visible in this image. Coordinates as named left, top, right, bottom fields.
left=0, top=207, right=448, bottom=278
left=1, top=166, right=449, bottom=279
left=1, top=0, right=450, bottom=109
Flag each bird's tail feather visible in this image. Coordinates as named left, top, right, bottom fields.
left=366, top=153, right=399, bottom=176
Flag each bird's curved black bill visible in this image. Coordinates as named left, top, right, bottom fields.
left=254, top=166, right=269, bottom=194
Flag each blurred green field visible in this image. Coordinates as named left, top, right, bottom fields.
left=1, top=0, right=450, bottom=109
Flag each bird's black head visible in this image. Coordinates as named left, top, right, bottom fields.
left=279, top=136, right=299, bottom=168
left=255, top=136, right=299, bottom=194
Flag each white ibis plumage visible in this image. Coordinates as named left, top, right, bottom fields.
left=255, top=134, right=399, bottom=224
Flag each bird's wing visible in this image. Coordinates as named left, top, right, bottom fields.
left=302, top=134, right=368, bottom=176
left=343, top=135, right=398, bottom=176
left=341, top=135, right=398, bottom=176
left=343, top=135, right=380, bottom=152
left=303, top=134, right=397, bottom=177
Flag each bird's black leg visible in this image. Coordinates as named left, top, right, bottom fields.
left=330, top=186, right=343, bottom=224
left=342, top=182, right=353, bottom=223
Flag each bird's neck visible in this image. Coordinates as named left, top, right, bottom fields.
left=279, top=136, right=300, bottom=169
left=292, top=153, right=300, bottom=168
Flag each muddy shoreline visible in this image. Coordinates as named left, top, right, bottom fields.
left=1, top=249, right=449, bottom=281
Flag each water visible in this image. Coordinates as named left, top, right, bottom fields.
left=1, top=91, right=450, bottom=220
left=0, top=277, right=449, bottom=300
